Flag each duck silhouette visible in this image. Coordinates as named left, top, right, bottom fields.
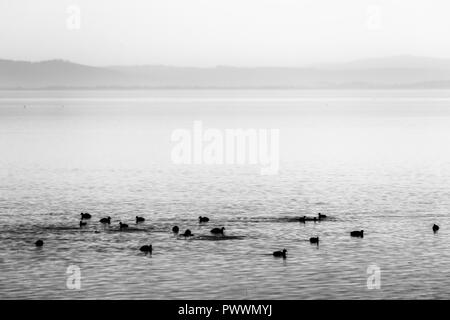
left=80, top=212, right=91, bottom=219
left=299, top=216, right=318, bottom=223
left=210, top=227, right=225, bottom=235
left=136, top=216, right=145, bottom=223
left=433, top=224, right=440, bottom=233
left=172, top=226, right=179, bottom=233
left=139, top=244, right=152, bottom=254
left=181, top=229, right=193, bottom=237
left=99, top=217, right=111, bottom=224
left=350, top=230, right=364, bottom=237
left=35, top=240, right=44, bottom=247
left=309, top=237, right=319, bottom=244
left=318, top=213, right=327, bottom=220
left=273, top=249, right=287, bottom=258
left=119, top=222, right=129, bottom=230
left=199, top=216, right=210, bottom=223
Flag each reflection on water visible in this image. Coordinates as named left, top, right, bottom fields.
left=1, top=90, right=450, bottom=299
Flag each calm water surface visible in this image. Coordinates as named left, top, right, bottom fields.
left=1, top=89, right=450, bottom=299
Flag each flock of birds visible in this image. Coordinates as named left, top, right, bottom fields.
left=33, top=212, right=441, bottom=259
left=33, top=213, right=229, bottom=255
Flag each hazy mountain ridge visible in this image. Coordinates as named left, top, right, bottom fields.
left=2, top=56, right=450, bottom=89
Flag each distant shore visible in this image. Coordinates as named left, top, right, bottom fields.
left=2, top=85, right=450, bottom=90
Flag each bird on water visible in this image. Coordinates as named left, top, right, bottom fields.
left=100, top=217, right=111, bottom=224
left=318, top=213, right=327, bottom=220
left=299, top=216, right=318, bottom=223
left=273, top=249, right=287, bottom=258
left=182, top=229, right=193, bottom=237
left=350, top=230, right=364, bottom=237
left=80, top=212, right=91, bottom=219
left=140, top=244, right=152, bottom=254
left=136, top=216, right=145, bottom=223
left=119, top=222, right=129, bottom=230
left=210, top=227, right=225, bottom=235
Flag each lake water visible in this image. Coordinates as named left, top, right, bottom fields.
left=1, top=89, right=450, bottom=299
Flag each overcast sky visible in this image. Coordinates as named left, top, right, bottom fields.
left=1, top=0, right=450, bottom=67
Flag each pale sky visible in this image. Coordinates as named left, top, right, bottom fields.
left=1, top=0, right=450, bottom=67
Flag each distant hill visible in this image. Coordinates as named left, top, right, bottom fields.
left=2, top=56, right=450, bottom=89
left=0, top=59, right=124, bottom=87
left=317, top=55, right=450, bottom=70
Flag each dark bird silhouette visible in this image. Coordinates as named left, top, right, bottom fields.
left=318, top=213, right=327, bottom=220
left=99, top=216, right=111, bottom=224
left=136, top=216, right=145, bottom=223
left=433, top=224, right=440, bottom=233
left=350, top=230, right=364, bottom=237
left=79, top=221, right=87, bottom=228
left=199, top=216, right=210, bottom=223
left=172, top=226, right=179, bottom=233
left=273, top=249, right=287, bottom=258
left=139, top=244, right=152, bottom=254
left=210, top=227, right=225, bottom=235
left=119, top=222, right=129, bottom=230
left=309, top=237, right=319, bottom=244
left=35, top=240, right=44, bottom=247
left=80, top=212, right=91, bottom=219
left=299, top=216, right=318, bottom=223
left=182, top=229, right=193, bottom=237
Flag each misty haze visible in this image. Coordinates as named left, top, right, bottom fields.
left=1, top=0, right=450, bottom=301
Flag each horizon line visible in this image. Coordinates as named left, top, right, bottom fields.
left=2, top=54, right=450, bottom=69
